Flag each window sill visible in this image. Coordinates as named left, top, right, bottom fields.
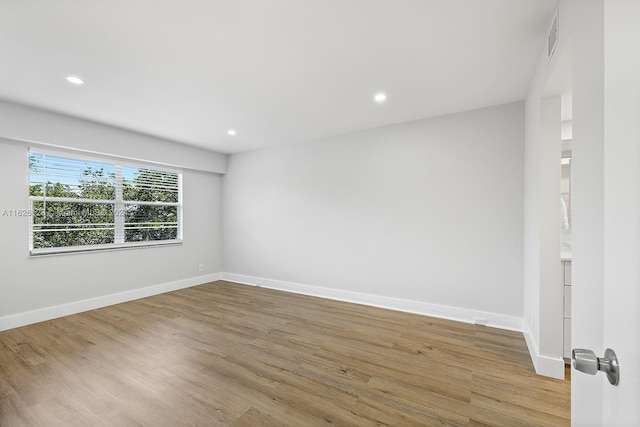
left=29, top=240, right=183, bottom=257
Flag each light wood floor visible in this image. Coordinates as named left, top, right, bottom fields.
left=0, top=281, right=570, bottom=426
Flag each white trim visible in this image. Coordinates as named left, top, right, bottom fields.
left=0, top=273, right=222, bottom=332
left=522, top=320, right=566, bottom=379
left=2, top=271, right=560, bottom=381
left=29, top=239, right=183, bottom=256
left=221, top=273, right=523, bottom=332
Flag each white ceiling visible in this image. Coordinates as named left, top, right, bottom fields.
left=0, top=0, right=558, bottom=154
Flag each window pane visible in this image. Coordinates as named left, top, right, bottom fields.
left=29, top=153, right=116, bottom=199
left=124, top=204, right=178, bottom=242
left=122, top=167, right=179, bottom=203
left=29, top=151, right=182, bottom=254
left=32, top=201, right=115, bottom=248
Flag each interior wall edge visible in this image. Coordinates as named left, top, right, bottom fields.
left=522, top=319, right=566, bottom=379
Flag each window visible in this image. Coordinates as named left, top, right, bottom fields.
left=29, top=150, right=182, bottom=255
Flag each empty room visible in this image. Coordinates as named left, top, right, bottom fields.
left=0, top=0, right=638, bottom=426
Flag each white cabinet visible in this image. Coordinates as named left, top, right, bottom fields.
left=562, top=260, right=572, bottom=360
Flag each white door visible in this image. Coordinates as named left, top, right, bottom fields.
left=571, top=0, right=640, bottom=425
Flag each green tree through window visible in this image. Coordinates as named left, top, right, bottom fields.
left=29, top=152, right=182, bottom=254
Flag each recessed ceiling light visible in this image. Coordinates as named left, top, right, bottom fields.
left=65, top=75, right=84, bottom=85
left=227, top=129, right=236, bottom=136
left=374, top=93, right=387, bottom=103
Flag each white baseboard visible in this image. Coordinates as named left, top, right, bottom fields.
left=0, top=273, right=222, bottom=332
left=5, top=271, right=560, bottom=380
left=221, top=272, right=523, bottom=332
left=522, top=320, right=566, bottom=379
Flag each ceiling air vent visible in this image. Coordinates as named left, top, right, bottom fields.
left=548, top=10, right=559, bottom=61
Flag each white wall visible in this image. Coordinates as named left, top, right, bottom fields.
left=570, top=0, right=606, bottom=422
left=223, top=103, right=525, bottom=328
left=0, top=101, right=225, bottom=330
left=603, top=0, right=640, bottom=422
left=539, top=96, right=563, bottom=359
left=522, top=2, right=572, bottom=380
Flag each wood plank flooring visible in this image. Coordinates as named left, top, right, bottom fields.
left=0, top=281, right=570, bottom=426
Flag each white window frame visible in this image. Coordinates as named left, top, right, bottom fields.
left=28, top=149, right=183, bottom=256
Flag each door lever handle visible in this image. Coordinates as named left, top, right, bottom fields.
left=572, top=348, right=620, bottom=386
